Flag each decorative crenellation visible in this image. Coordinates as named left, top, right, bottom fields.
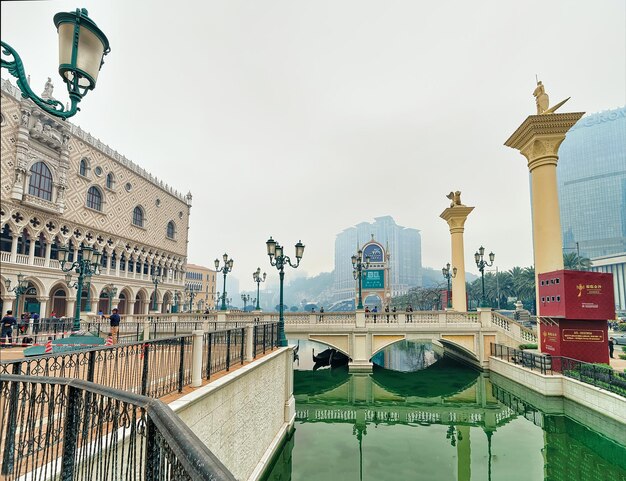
left=1, top=77, right=191, bottom=205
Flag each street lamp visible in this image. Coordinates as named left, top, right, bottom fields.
left=241, top=293, right=251, bottom=311
left=214, top=254, right=234, bottom=311
left=4, top=273, right=29, bottom=318
left=253, top=267, right=267, bottom=310
left=173, top=290, right=181, bottom=313
left=441, top=263, right=457, bottom=309
left=474, top=246, right=495, bottom=308
left=102, top=283, right=117, bottom=314
left=151, top=267, right=164, bottom=312
left=352, top=250, right=371, bottom=310
left=1, top=8, right=110, bottom=119
left=58, top=243, right=101, bottom=330
left=266, top=237, right=305, bottom=347
left=214, top=291, right=221, bottom=310
left=185, top=285, right=199, bottom=312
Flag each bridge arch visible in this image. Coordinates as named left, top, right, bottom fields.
left=308, top=335, right=351, bottom=358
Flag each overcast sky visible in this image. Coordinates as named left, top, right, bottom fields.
left=2, top=0, right=624, bottom=291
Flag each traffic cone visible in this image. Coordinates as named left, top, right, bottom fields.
left=44, top=340, right=53, bottom=354
left=105, top=336, right=113, bottom=346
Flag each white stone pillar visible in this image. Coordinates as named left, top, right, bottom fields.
left=45, top=241, right=52, bottom=267
left=245, top=324, right=254, bottom=362
left=37, top=297, right=49, bottom=318
left=143, top=319, right=151, bottom=341
left=106, top=251, right=112, bottom=276
left=10, top=235, right=18, bottom=263
left=28, top=236, right=35, bottom=265
left=66, top=298, right=76, bottom=319
left=191, top=329, right=204, bottom=387
left=3, top=296, right=15, bottom=314
left=284, top=347, right=296, bottom=427
left=114, top=252, right=120, bottom=277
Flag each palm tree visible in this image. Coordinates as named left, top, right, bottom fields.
left=563, top=252, right=592, bottom=270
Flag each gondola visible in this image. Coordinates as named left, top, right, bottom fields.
left=312, top=348, right=349, bottom=370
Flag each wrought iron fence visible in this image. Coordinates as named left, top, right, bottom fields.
left=490, top=343, right=626, bottom=397
left=201, top=328, right=245, bottom=379
left=0, top=336, right=194, bottom=398
left=0, top=374, right=236, bottom=481
left=253, top=323, right=278, bottom=357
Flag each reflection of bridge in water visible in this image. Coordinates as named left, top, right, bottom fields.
left=295, top=368, right=515, bottom=431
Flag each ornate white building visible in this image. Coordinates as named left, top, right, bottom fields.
left=0, top=77, right=191, bottom=317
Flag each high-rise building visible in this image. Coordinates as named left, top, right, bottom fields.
left=332, top=216, right=422, bottom=301
left=558, top=106, right=626, bottom=258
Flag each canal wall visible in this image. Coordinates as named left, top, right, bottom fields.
left=489, top=356, right=625, bottom=426
left=169, top=347, right=295, bottom=481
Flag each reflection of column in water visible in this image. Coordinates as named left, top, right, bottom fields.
left=457, top=425, right=471, bottom=481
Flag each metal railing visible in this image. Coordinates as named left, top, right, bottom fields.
left=253, top=323, right=278, bottom=357
left=490, top=343, right=626, bottom=397
left=0, top=374, right=236, bottom=481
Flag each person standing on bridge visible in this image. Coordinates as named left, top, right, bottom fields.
left=109, top=308, right=121, bottom=344
left=385, top=305, right=390, bottom=322
left=406, top=304, right=413, bottom=322
left=372, top=306, right=378, bottom=323
left=392, top=306, right=397, bottom=321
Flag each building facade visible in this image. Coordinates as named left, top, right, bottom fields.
left=589, top=254, right=626, bottom=311
left=0, top=78, right=191, bottom=317
left=185, top=264, right=217, bottom=311
left=558, top=106, right=626, bottom=258
left=333, top=216, right=422, bottom=301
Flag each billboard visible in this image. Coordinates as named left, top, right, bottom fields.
left=362, top=243, right=384, bottom=263
left=362, top=270, right=385, bottom=289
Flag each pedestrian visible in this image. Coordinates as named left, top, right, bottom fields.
left=392, top=306, right=397, bottom=321
left=32, top=311, right=40, bottom=334
left=19, top=312, right=29, bottom=334
left=406, top=304, right=413, bottom=322
left=365, top=306, right=370, bottom=320
left=609, top=337, right=615, bottom=359
left=319, top=306, right=324, bottom=322
left=385, top=305, right=390, bottom=322
left=1, top=310, right=17, bottom=348
left=372, top=306, right=378, bottom=323
left=109, top=308, right=121, bottom=344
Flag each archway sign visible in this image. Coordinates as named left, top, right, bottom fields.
left=358, top=236, right=391, bottom=309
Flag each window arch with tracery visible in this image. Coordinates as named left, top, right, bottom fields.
left=166, top=221, right=175, bottom=239
left=28, top=162, right=53, bottom=201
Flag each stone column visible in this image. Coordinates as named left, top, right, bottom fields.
left=505, top=111, right=584, bottom=310
left=106, top=251, right=112, bottom=276
left=28, top=236, right=36, bottom=265
left=3, top=296, right=15, bottom=314
left=440, top=205, right=474, bottom=312
left=66, top=298, right=76, bottom=319
left=191, top=330, right=204, bottom=387
left=37, top=297, right=49, bottom=318
left=45, top=240, right=52, bottom=267
left=10, top=235, right=18, bottom=263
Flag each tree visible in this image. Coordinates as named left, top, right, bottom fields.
left=563, top=252, right=592, bottom=270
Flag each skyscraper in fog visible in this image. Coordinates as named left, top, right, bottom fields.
left=558, top=106, right=626, bottom=258
left=332, top=216, right=422, bottom=301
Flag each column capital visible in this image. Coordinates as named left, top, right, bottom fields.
left=504, top=112, right=584, bottom=167
left=440, top=206, right=475, bottom=233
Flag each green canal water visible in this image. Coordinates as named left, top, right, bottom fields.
left=262, top=341, right=626, bottom=481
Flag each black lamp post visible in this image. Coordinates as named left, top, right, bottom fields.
left=151, top=268, right=164, bottom=312
left=215, top=254, right=234, bottom=311
left=173, top=290, right=181, bottom=313
left=253, top=267, right=267, bottom=310
left=475, top=246, right=495, bottom=308
left=352, top=250, right=371, bottom=310
left=102, top=283, right=117, bottom=314
left=214, top=291, right=221, bottom=310
left=266, top=237, right=305, bottom=347
left=185, top=285, right=198, bottom=312
left=4, top=273, right=29, bottom=318
left=58, top=244, right=101, bottom=330
left=441, top=263, right=457, bottom=309
left=241, top=293, right=251, bottom=311
left=1, top=8, right=110, bottom=119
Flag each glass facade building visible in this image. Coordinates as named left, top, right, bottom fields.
left=332, top=216, right=422, bottom=301
left=558, top=106, right=626, bottom=259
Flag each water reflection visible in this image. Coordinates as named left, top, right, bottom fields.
left=263, top=353, right=626, bottom=481
left=371, top=340, right=442, bottom=372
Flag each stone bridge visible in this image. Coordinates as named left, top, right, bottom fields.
left=86, top=308, right=537, bottom=372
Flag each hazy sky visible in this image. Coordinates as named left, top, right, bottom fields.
left=2, top=0, right=624, bottom=292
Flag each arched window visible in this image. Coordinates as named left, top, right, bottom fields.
left=28, top=162, right=53, bottom=201
left=106, top=172, right=115, bottom=189
left=86, top=186, right=103, bottom=211
left=79, top=158, right=88, bottom=176
left=133, top=206, right=144, bottom=227
left=166, top=221, right=175, bottom=239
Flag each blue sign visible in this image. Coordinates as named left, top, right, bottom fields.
left=362, top=269, right=385, bottom=289
left=363, top=243, right=384, bottom=263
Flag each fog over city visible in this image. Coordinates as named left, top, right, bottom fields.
left=2, top=0, right=624, bottom=292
